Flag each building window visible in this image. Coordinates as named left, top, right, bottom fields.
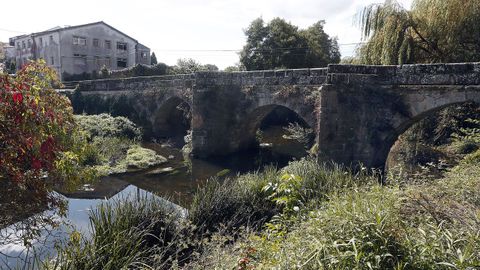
left=94, top=56, right=100, bottom=67
left=49, top=35, right=54, bottom=44
left=73, top=36, right=87, bottom=46
left=27, top=39, right=31, bottom=48
left=141, top=52, right=147, bottom=59
left=116, top=42, right=127, bottom=51
left=39, top=37, right=43, bottom=47
left=50, top=57, right=54, bottom=65
left=17, top=42, right=20, bottom=49
left=73, top=54, right=87, bottom=65
left=117, top=58, right=127, bottom=68
left=93, top=39, right=99, bottom=47
left=22, top=41, right=25, bottom=49
left=105, top=57, right=111, bottom=67
left=105, top=40, right=111, bottom=49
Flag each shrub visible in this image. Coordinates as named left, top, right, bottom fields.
left=75, top=114, right=141, bottom=141
left=125, top=145, right=167, bottom=169
left=188, top=167, right=279, bottom=233
left=51, top=196, right=186, bottom=270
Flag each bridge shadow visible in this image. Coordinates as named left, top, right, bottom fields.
left=152, top=96, right=191, bottom=147
left=237, top=104, right=314, bottom=158
left=385, top=101, right=480, bottom=181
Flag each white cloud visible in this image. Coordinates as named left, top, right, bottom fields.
left=0, top=0, right=413, bottom=69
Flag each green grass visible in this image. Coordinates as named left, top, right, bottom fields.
left=189, top=161, right=480, bottom=270
left=46, top=196, right=186, bottom=270
left=43, top=157, right=480, bottom=269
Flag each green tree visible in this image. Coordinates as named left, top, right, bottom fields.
left=169, top=58, right=218, bottom=74
left=151, top=52, right=158, bottom=65
left=224, top=63, right=246, bottom=72
left=356, top=0, right=480, bottom=65
left=240, top=18, right=340, bottom=70
left=301, top=21, right=341, bottom=67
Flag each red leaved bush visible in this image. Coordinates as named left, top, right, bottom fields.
left=0, top=60, right=89, bottom=209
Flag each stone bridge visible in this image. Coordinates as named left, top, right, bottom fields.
left=70, top=63, right=480, bottom=169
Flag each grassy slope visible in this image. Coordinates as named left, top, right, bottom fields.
left=46, top=151, right=480, bottom=270
left=189, top=156, right=480, bottom=269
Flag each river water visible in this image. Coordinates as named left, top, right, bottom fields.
left=0, top=125, right=309, bottom=268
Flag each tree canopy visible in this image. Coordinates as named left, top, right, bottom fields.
left=151, top=52, right=158, bottom=65
left=356, top=0, right=480, bottom=65
left=169, top=58, right=219, bottom=74
left=240, top=18, right=340, bottom=70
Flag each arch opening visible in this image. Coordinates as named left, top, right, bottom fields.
left=153, top=97, right=191, bottom=147
left=238, top=104, right=314, bottom=164
left=384, top=101, right=480, bottom=182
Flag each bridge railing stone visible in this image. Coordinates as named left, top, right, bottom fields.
left=77, top=74, right=195, bottom=92
left=327, top=62, right=480, bottom=86
left=195, top=68, right=328, bottom=87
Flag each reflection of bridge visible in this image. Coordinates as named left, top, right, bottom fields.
left=70, top=63, right=480, bottom=169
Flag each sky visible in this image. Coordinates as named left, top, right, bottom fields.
left=0, top=0, right=413, bottom=69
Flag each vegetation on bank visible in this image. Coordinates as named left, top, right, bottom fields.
left=74, top=113, right=167, bottom=176
left=192, top=161, right=480, bottom=269
left=40, top=109, right=480, bottom=269
left=36, top=149, right=480, bottom=269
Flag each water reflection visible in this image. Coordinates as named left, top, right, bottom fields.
left=0, top=125, right=309, bottom=268
left=0, top=185, right=182, bottom=268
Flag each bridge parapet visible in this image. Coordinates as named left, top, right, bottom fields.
left=195, top=68, right=327, bottom=87
left=77, top=74, right=195, bottom=92
left=327, top=62, right=480, bottom=86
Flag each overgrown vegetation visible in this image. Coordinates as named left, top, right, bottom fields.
left=45, top=115, right=480, bottom=269
left=74, top=113, right=166, bottom=176
left=188, top=158, right=480, bottom=269
left=38, top=158, right=378, bottom=269
left=387, top=103, right=480, bottom=181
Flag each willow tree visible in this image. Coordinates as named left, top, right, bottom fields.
left=357, top=0, right=480, bottom=65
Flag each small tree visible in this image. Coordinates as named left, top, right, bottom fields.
left=169, top=58, right=218, bottom=74
left=151, top=52, right=158, bottom=65
left=100, top=65, right=109, bottom=78
left=0, top=60, right=94, bottom=230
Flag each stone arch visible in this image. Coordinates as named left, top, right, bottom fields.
left=316, top=84, right=480, bottom=171
left=152, top=96, right=191, bottom=142
left=236, top=104, right=314, bottom=151
left=375, top=88, right=480, bottom=170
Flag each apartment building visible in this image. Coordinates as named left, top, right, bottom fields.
left=9, top=21, right=151, bottom=80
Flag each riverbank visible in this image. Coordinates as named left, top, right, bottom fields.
left=42, top=148, right=480, bottom=269
left=73, top=114, right=168, bottom=177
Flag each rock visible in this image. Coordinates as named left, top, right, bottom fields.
left=260, top=143, right=273, bottom=148
left=216, top=169, right=231, bottom=177
left=146, top=167, right=175, bottom=175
